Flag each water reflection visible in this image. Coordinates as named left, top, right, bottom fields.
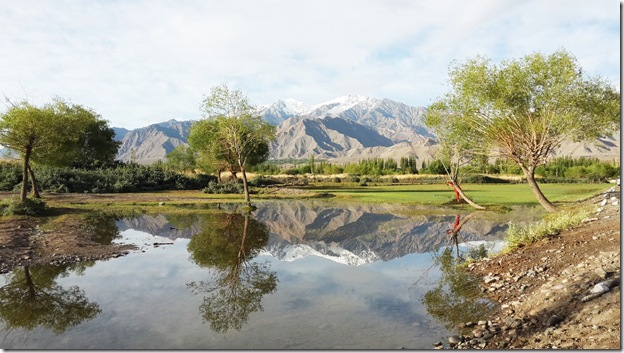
left=421, top=248, right=497, bottom=332
left=82, top=213, right=121, bottom=245
left=186, top=210, right=278, bottom=333
left=116, top=202, right=533, bottom=266
left=0, top=263, right=101, bottom=335
left=445, top=212, right=480, bottom=259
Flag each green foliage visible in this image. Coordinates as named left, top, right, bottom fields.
left=503, top=208, right=591, bottom=252
left=0, top=163, right=214, bottom=194
left=420, top=159, right=448, bottom=174
left=1, top=196, right=47, bottom=216
left=191, top=85, right=276, bottom=205
left=203, top=181, right=244, bottom=194
left=0, top=98, right=120, bottom=202
left=0, top=161, right=21, bottom=191
left=166, top=145, right=197, bottom=173
left=536, top=157, right=618, bottom=182
left=248, top=175, right=282, bottom=187
left=248, top=162, right=281, bottom=175
left=430, top=49, right=620, bottom=212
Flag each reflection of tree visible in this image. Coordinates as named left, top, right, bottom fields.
left=187, top=211, right=278, bottom=333
left=81, top=212, right=121, bottom=245
left=0, top=264, right=101, bottom=334
left=166, top=213, right=200, bottom=232
left=445, top=212, right=479, bottom=259
left=422, top=248, right=496, bottom=331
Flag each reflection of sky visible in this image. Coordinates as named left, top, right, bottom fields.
left=1, top=227, right=460, bottom=349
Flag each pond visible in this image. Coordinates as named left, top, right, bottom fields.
left=0, top=201, right=544, bottom=349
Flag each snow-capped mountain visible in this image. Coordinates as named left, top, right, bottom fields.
left=111, top=95, right=620, bottom=164
left=256, top=98, right=311, bottom=125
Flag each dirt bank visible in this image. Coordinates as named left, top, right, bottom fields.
left=442, top=186, right=620, bottom=349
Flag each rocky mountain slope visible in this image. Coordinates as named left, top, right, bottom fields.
left=114, top=119, right=193, bottom=164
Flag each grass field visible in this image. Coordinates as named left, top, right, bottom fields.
left=300, top=183, right=611, bottom=208
left=21, top=182, right=612, bottom=216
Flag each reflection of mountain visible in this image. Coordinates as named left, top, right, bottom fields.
left=116, top=214, right=202, bottom=239
left=119, top=202, right=518, bottom=265
left=256, top=202, right=510, bottom=263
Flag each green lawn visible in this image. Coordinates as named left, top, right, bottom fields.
left=304, top=183, right=611, bottom=207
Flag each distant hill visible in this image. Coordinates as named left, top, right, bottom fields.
left=115, top=119, right=194, bottom=164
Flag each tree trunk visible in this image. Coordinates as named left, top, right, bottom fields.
left=240, top=167, right=251, bottom=206
left=449, top=180, right=486, bottom=210
left=522, top=165, right=558, bottom=212
left=28, top=165, right=41, bottom=199
left=20, top=146, right=32, bottom=203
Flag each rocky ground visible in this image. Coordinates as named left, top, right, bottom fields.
left=437, top=186, right=620, bottom=349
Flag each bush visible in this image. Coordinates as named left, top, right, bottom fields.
left=0, top=162, right=22, bottom=191
left=348, top=175, right=361, bottom=183
left=1, top=197, right=47, bottom=216
left=203, top=181, right=243, bottom=194
left=249, top=175, right=282, bottom=187
left=332, top=177, right=342, bottom=183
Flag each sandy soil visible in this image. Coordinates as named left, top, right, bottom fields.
left=0, top=189, right=620, bottom=349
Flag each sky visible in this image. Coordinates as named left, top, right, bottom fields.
left=0, top=0, right=620, bottom=129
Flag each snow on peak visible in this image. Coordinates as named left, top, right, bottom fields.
left=280, top=98, right=311, bottom=115
left=310, top=94, right=380, bottom=116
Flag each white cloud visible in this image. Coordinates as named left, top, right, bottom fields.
left=0, top=0, right=619, bottom=129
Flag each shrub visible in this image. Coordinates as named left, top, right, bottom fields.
left=249, top=175, right=282, bottom=187
left=348, top=175, right=361, bottom=183
left=203, top=181, right=243, bottom=194
left=1, top=197, right=47, bottom=216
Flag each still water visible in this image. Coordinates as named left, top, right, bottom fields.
left=0, top=201, right=543, bottom=349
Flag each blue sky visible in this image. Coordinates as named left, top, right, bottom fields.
left=0, top=0, right=620, bottom=129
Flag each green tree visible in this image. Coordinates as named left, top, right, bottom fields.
left=68, top=118, right=120, bottom=169
left=0, top=99, right=119, bottom=202
left=430, top=50, right=620, bottom=212
left=165, top=145, right=197, bottom=174
left=190, top=85, right=276, bottom=206
left=425, top=101, right=486, bottom=210
left=0, top=100, right=64, bottom=202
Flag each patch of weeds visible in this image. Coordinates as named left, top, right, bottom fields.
left=503, top=207, right=591, bottom=252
